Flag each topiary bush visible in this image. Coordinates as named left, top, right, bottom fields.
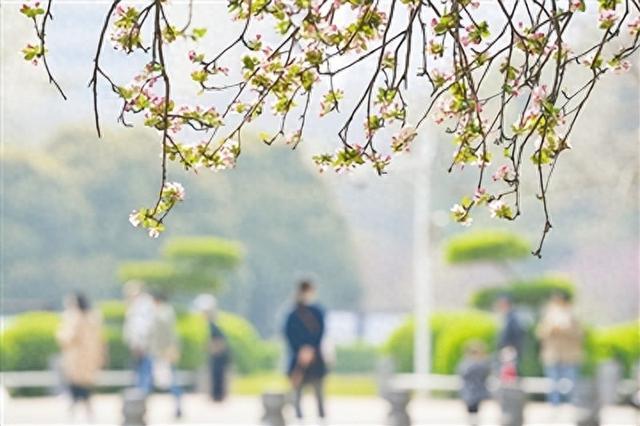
left=590, top=320, right=640, bottom=378
left=432, top=312, right=497, bottom=374
left=444, top=230, right=531, bottom=264
left=217, top=312, right=278, bottom=374
left=470, top=275, right=575, bottom=310
left=99, top=300, right=127, bottom=325
left=334, top=342, right=378, bottom=374
left=383, top=311, right=497, bottom=374
left=383, top=318, right=415, bottom=373
left=0, top=312, right=60, bottom=371
left=99, top=301, right=278, bottom=373
left=175, top=312, right=280, bottom=374
left=175, top=313, right=208, bottom=370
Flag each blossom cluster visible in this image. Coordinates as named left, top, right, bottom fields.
left=20, top=0, right=640, bottom=248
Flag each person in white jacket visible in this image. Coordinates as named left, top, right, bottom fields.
left=123, top=281, right=155, bottom=394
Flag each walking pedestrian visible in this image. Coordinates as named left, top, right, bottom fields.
left=194, top=294, right=231, bottom=402
left=494, top=295, right=525, bottom=373
left=536, top=292, right=583, bottom=405
left=284, top=280, right=327, bottom=421
left=149, top=292, right=183, bottom=418
left=56, top=292, right=105, bottom=422
left=123, top=281, right=155, bottom=394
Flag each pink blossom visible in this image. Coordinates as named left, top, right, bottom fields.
left=612, top=60, right=631, bottom=74
left=489, top=200, right=506, bottom=218
left=492, top=164, right=511, bottom=181
left=569, top=0, right=584, bottom=13
left=473, top=187, right=486, bottom=201
left=628, top=16, right=640, bottom=35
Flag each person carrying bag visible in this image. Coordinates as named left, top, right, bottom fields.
left=284, top=281, right=327, bottom=420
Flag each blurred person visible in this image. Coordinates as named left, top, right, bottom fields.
left=149, top=292, right=183, bottom=418
left=536, top=292, right=583, bottom=405
left=494, top=295, right=525, bottom=372
left=284, top=280, right=327, bottom=421
left=193, top=294, right=231, bottom=402
left=123, top=280, right=155, bottom=394
left=56, top=292, right=105, bottom=422
left=457, top=340, right=491, bottom=426
left=498, top=346, right=519, bottom=386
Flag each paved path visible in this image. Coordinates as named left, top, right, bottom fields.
left=3, top=392, right=639, bottom=425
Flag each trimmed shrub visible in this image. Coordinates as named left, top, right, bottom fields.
left=100, top=300, right=126, bottom=325
left=591, top=320, right=640, bottom=377
left=470, top=275, right=575, bottom=310
left=383, top=318, right=414, bottom=373
left=0, top=312, right=60, bottom=371
left=334, top=342, right=378, bottom=374
left=432, top=312, right=497, bottom=374
left=174, top=312, right=279, bottom=374
left=217, top=312, right=277, bottom=374
left=103, top=327, right=130, bottom=370
left=1, top=305, right=278, bottom=375
left=444, top=230, right=530, bottom=264
left=175, top=313, right=208, bottom=370
left=383, top=311, right=497, bottom=374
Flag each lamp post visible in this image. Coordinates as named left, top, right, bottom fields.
left=412, top=127, right=436, bottom=379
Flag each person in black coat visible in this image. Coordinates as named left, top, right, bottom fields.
left=194, top=294, right=231, bottom=402
left=495, top=295, right=525, bottom=372
left=284, top=280, right=327, bottom=420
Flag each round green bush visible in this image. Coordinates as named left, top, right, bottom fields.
left=432, top=312, right=497, bottom=374
left=103, top=326, right=130, bottom=370
left=334, top=342, right=378, bottom=374
left=99, top=300, right=126, bottom=325
left=470, top=275, right=575, bottom=310
left=217, top=311, right=277, bottom=374
left=383, top=311, right=497, bottom=374
left=1, top=312, right=60, bottom=371
left=175, top=312, right=280, bottom=374
left=175, top=313, right=208, bottom=370
left=591, top=320, right=640, bottom=377
left=98, top=301, right=276, bottom=374
left=444, top=230, right=531, bottom=264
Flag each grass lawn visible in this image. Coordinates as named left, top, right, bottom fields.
left=230, top=373, right=377, bottom=396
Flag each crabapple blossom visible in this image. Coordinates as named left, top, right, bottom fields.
left=20, top=0, right=640, bottom=253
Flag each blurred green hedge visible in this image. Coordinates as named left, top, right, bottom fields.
left=173, top=311, right=279, bottom=373
left=0, top=312, right=60, bottom=371
left=333, top=342, right=378, bottom=374
left=444, top=230, right=530, bottom=264
left=589, top=320, right=640, bottom=377
left=470, top=275, right=575, bottom=310
left=383, top=311, right=497, bottom=374
left=384, top=311, right=639, bottom=379
left=1, top=304, right=278, bottom=375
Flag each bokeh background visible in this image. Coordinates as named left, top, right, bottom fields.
left=1, top=0, right=638, bottom=411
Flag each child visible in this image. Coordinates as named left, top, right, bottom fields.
left=498, top=346, right=519, bottom=386
left=457, top=340, right=491, bottom=425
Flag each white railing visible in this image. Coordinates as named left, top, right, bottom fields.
left=1, top=370, right=196, bottom=389
left=389, top=373, right=636, bottom=396
left=391, top=373, right=552, bottom=394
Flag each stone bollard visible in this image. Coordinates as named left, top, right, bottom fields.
left=596, top=360, right=621, bottom=406
left=385, top=389, right=411, bottom=426
left=261, top=392, right=286, bottom=426
left=573, top=379, right=600, bottom=426
left=376, top=357, right=395, bottom=399
left=122, top=388, right=147, bottom=426
left=498, top=386, right=525, bottom=426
